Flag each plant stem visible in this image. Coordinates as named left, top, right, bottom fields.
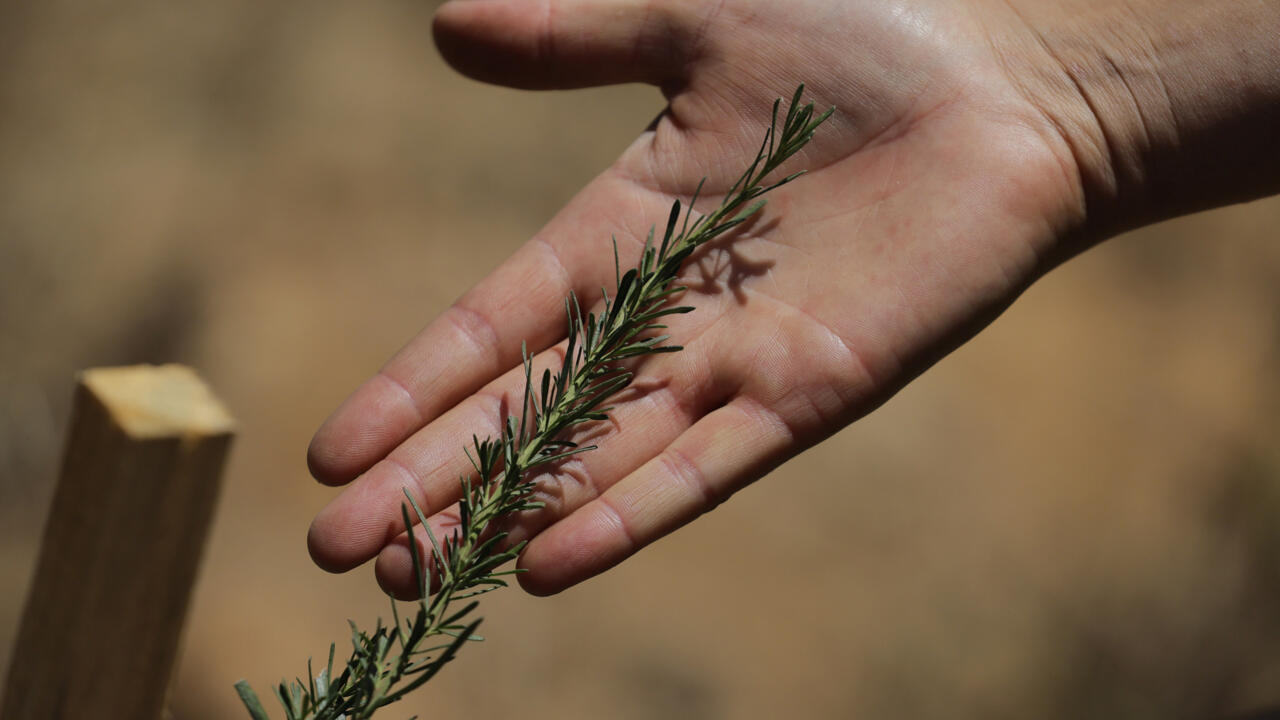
left=234, top=84, right=832, bottom=720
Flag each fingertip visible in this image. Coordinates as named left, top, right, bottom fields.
left=431, top=0, right=528, bottom=86
left=433, top=0, right=698, bottom=90
left=307, top=514, right=352, bottom=574
left=516, top=504, right=633, bottom=595
left=307, top=474, right=408, bottom=573
left=307, top=375, right=428, bottom=485
left=375, top=542, right=424, bottom=601
left=306, top=429, right=355, bottom=486
left=515, top=562, right=565, bottom=597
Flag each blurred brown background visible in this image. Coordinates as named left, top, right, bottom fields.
left=2, top=1, right=1279, bottom=718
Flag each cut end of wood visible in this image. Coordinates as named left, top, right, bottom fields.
left=80, top=364, right=236, bottom=439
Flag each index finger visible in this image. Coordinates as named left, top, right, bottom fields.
left=307, top=162, right=674, bottom=485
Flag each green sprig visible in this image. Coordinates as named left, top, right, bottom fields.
left=235, top=85, right=832, bottom=720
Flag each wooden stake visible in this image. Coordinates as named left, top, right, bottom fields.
left=2, top=365, right=235, bottom=720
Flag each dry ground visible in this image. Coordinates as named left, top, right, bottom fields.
left=2, top=2, right=1279, bottom=718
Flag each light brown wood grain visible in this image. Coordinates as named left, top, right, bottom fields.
left=2, top=365, right=234, bottom=720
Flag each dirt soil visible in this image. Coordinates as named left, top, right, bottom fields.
left=2, top=2, right=1279, bottom=719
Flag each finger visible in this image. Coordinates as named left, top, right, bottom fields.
left=516, top=395, right=796, bottom=595
left=373, top=504, right=458, bottom=601
left=307, top=168, right=670, bottom=485
left=308, top=313, right=728, bottom=575
left=377, top=502, right=464, bottom=600
left=433, top=0, right=706, bottom=90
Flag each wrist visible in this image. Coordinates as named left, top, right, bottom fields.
left=986, top=0, right=1280, bottom=239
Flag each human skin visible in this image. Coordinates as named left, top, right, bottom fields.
left=304, top=0, right=1280, bottom=598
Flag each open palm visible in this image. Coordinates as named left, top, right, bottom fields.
left=305, top=0, right=1088, bottom=596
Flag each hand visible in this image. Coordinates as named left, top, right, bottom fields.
left=304, top=0, right=1280, bottom=597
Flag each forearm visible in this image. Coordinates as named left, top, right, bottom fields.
left=990, top=0, right=1280, bottom=238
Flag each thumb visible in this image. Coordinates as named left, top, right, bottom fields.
left=433, top=0, right=705, bottom=90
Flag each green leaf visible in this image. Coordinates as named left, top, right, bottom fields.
left=235, top=680, right=271, bottom=720
left=731, top=198, right=767, bottom=224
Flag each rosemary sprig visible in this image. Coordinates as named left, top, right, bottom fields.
left=235, top=85, right=832, bottom=720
